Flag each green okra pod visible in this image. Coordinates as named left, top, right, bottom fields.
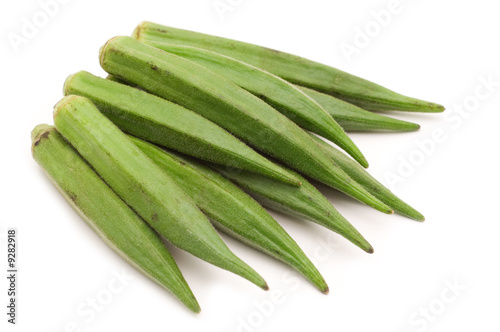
left=308, top=134, right=425, bottom=221
left=132, top=137, right=329, bottom=293
left=298, top=86, right=421, bottom=132
left=31, top=124, right=200, bottom=312
left=53, top=95, right=268, bottom=290
left=144, top=41, right=368, bottom=167
left=211, top=163, right=374, bottom=253
left=63, top=71, right=300, bottom=186
left=133, top=21, right=444, bottom=113
left=99, top=36, right=392, bottom=214
left=106, top=72, right=419, bottom=133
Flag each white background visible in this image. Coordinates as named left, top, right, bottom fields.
left=1, top=0, right=499, bottom=331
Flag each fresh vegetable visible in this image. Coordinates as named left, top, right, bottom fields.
left=145, top=41, right=367, bottom=166
left=63, top=71, right=300, bottom=186
left=99, top=36, right=392, bottom=214
left=212, top=162, right=373, bottom=253
left=53, top=95, right=268, bottom=290
left=132, top=137, right=328, bottom=293
left=133, top=21, right=444, bottom=112
left=31, top=124, right=200, bottom=312
left=298, top=86, right=421, bottom=132
left=309, top=134, right=425, bottom=221
left=106, top=73, right=419, bottom=132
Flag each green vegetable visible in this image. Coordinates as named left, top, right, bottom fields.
left=31, top=124, right=200, bottom=312
left=212, top=163, right=373, bottom=253
left=133, top=21, right=444, bottom=113
left=309, top=134, right=424, bottom=221
left=145, top=41, right=367, bottom=167
left=298, top=86, right=421, bottom=132
left=63, top=71, right=300, bottom=186
left=99, top=36, right=392, bottom=214
left=132, top=137, right=328, bottom=293
left=106, top=73, right=419, bottom=133
left=53, top=95, right=268, bottom=290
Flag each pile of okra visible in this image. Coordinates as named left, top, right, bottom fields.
left=32, top=21, right=444, bottom=313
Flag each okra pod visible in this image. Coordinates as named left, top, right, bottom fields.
left=132, top=137, right=328, bottom=293
left=145, top=41, right=367, bottom=166
left=31, top=124, right=200, bottom=312
left=63, top=71, right=300, bottom=186
left=309, top=134, right=425, bottom=221
left=53, top=95, right=268, bottom=290
left=133, top=22, right=444, bottom=112
left=211, top=163, right=374, bottom=253
left=99, top=36, right=392, bottom=214
left=298, top=86, right=421, bottom=132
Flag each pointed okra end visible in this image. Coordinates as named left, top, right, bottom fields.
left=298, top=255, right=329, bottom=294
left=357, top=154, right=369, bottom=169
left=183, top=296, right=202, bottom=314
left=362, top=191, right=393, bottom=214
left=397, top=121, right=421, bottom=132
left=226, top=255, right=269, bottom=290
left=268, top=169, right=302, bottom=187
left=384, top=97, right=445, bottom=113
left=330, top=130, right=369, bottom=168
left=352, top=235, right=374, bottom=254
left=346, top=181, right=394, bottom=215
left=320, top=121, right=370, bottom=168
left=396, top=97, right=445, bottom=113
left=399, top=206, right=425, bottom=222
left=413, top=213, right=425, bottom=222
left=335, top=215, right=375, bottom=254
left=253, top=274, right=269, bottom=291
left=296, top=257, right=329, bottom=294
left=423, top=101, right=445, bottom=113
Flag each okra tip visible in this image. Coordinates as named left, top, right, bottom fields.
left=399, top=98, right=445, bottom=113
left=187, top=300, right=202, bottom=314
left=408, top=211, right=425, bottom=222
left=365, top=245, right=374, bottom=254
left=427, top=102, right=445, bottom=113
left=358, top=155, right=369, bottom=169
left=255, top=277, right=269, bottom=291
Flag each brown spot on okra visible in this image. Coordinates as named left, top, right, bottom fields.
left=33, top=130, right=51, bottom=146
left=67, top=191, right=78, bottom=203
left=149, top=63, right=159, bottom=71
left=151, top=212, right=159, bottom=221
